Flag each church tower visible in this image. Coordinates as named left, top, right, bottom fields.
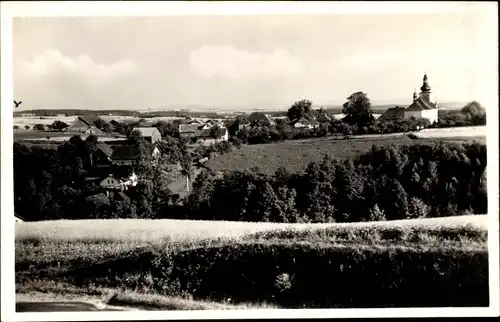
left=419, top=73, right=434, bottom=104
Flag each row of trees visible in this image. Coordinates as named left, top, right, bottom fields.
left=14, top=135, right=487, bottom=222
left=185, top=141, right=487, bottom=223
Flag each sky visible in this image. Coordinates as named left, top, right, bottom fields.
left=12, top=6, right=498, bottom=111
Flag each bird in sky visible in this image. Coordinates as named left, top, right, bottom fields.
left=14, top=101, right=22, bottom=108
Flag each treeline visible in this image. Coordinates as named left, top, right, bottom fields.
left=186, top=142, right=487, bottom=223
left=14, top=137, right=487, bottom=222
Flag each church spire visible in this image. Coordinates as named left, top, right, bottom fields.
left=413, top=89, right=418, bottom=101
left=420, top=73, right=431, bottom=92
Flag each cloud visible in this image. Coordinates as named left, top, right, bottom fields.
left=14, top=50, right=142, bottom=110
left=189, top=46, right=302, bottom=80
left=18, top=49, right=139, bottom=83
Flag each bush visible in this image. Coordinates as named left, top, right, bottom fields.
left=407, top=197, right=430, bottom=219
left=368, top=204, right=386, bottom=221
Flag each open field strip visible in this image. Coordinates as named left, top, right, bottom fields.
left=414, top=125, right=487, bottom=138
left=16, top=215, right=487, bottom=244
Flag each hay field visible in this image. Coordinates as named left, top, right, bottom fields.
left=13, top=116, right=76, bottom=127
left=415, top=125, right=487, bottom=138
left=16, top=215, right=487, bottom=244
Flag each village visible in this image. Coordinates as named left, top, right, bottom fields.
left=13, top=74, right=447, bottom=198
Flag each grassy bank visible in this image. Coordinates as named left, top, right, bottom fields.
left=16, top=216, right=488, bottom=309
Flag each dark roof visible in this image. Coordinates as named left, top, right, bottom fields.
left=78, top=115, right=102, bottom=126
left=111, top=146, right=141, bottom=160
left=380, top=107, right=406, bottom=120
left=248, top=112, right=275, bottom=124
left=198, top=127, right=227, bottom=138
left=406, top=97, right=437, bottom=111
left=96, top=143, right=113, bottom=158
left=179, top=124, right=201, bottom=133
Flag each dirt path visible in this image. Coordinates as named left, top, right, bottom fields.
left=16, top=292, right=137, bottom=312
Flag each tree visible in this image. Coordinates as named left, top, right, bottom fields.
left=93, top=117, right=106, bottom=130
left=368, top=204, right=386, bottom=221
left=51, top=120, right=68, bottom=131
left=462, top=101, right=485, bottom=118
left=342, top=92, right=375, bottom=127
left=102, top=123, right=113, bottom=133
left=287, top=99, right=313, bottom=121
left=179, top=152, right=194, bottom=193
left=13, top=125, right=20, bottom=130
left=25, top=125, right=30, bottom=130
left=407, top=197, right=430, bottom=219
left=34, top=124, right=45, bottom=131
left=210, top=126, right=224, bottom=139
left=462, top=101, right=486, bottom=124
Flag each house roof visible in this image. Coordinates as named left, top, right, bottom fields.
left=248, top=112, right=275, bottom=124
left=380, top=107, right=406, bottom=120
left=406, top=97, right=437, bottom=112
left=85, top=126, right=104, bottom=135
left=291, top=117, right=319, bottom=126
left=198, top=127, right=227, bottom=138
left=111, top=146, right=141, bottom=160
left=179, top=124, right=202, bottom=133
left=309, top=118, right=320, bottom=126
left=96, top=143, right=113, bottom=158
left=133, top=127, right=160, bottom=137
left=78, top=115, right=102, bottom=126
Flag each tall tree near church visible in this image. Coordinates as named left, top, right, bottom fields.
left=342, top=92, right=375, bottom=127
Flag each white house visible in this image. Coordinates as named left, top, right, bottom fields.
left=132, top=127, right=162, bottom=144
left=100, top=172, right=138, bottom=191
left=290, top=117, right=320, bottom=129
left=404, top=74, right=439, bottom=124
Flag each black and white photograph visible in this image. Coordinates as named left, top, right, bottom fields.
left=1, top=1, right=499, bottom=320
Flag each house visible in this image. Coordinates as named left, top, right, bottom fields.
left=179, top=124, right=202, bottom=138
left=404, top=74, right=439, bottom=124
left=92, top=143, right=114, bottom=167
left=84, top=126, right=104, bottom=135
left=100, top=172, right=138, bottom=191
left=197, top=127, right=229, bottom=146
left=65, top=115, right=102, bottom=133
left=247, top=112, right=276, bottom=126
left=132, top=127, right=162, bottom=144
left=379, top=106, right=406, bottom=121
left=290, top=117, right=320, bottom=129
left=110, top=144, right=161, bottom=166
left=179, top=123, right=229, bottom=145
left=184, top=118, right=203, bottom=125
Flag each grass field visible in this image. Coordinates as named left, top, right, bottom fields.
left=205, top=134, right=486, bottom=175
left=16, top=215, right=488, bottom=309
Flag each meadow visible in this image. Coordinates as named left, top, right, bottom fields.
left=16, top=215, right=488, bottom=309
left=206, top=133, right=486, bottom=175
